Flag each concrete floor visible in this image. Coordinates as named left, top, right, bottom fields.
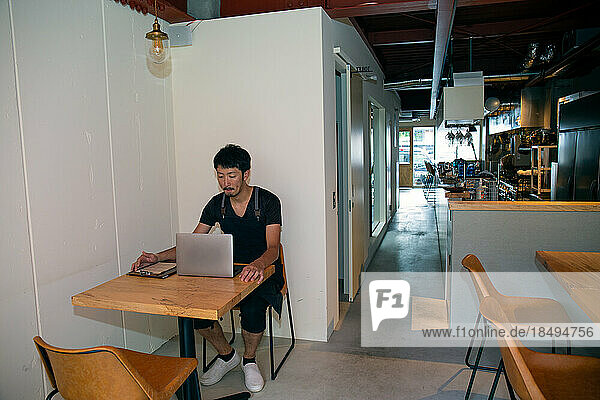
left=158, top=188, right=509, bottom=400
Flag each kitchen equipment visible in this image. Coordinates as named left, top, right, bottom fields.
left=556, top=91, right=600, bottom=201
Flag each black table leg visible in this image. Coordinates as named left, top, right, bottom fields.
left=178, top=317, right=201, bottom=400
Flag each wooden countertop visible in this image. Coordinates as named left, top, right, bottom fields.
left=448, top=201, right=600, bottom=212
left=536, top=251, right=600, bottom=322
left=72, top=265, right=274, bottom=320
left=536, top=251, right=600, bottom=274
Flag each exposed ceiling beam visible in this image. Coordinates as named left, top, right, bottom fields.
left=325, top=0, right=529, bottom=19
left=349, top=17, right=386, bottom=78
left=326, top=1, right=434, bottom=19
left=113, top=0, right=194, bottom=23
left=370, top=28, right=434, bottom=46
left=430, top=0, right=457, bottom=119
left=370, top=18, right=582, bottom=46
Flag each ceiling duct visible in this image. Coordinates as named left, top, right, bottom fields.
left=384, top=74, right=536, bottom=91
left=187, top=0, right=220, bottom=19
left=520, top=87, right=551, bottom=128
left=436, top=72, right=484, bottom=129
left=399, top=111, right=420, bottom=122
left=430, top=0, right=457, bottom=120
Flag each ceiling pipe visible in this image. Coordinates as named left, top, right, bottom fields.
left=385, top=73, right=537, bottom=90
left=526, top=32, right=600, bottom=87
left=430, top=0, right=458, bottom=119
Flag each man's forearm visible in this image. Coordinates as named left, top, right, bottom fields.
left=252, top=247, right=279, bottom=270
left=157, top=246, right=176, bottom=262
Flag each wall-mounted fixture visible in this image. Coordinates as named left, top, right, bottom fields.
left=146, top=0, right=170, bottom=64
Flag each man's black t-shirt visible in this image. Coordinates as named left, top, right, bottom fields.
left=199, top=186, right=284, bottom=313
left=200, top=186, right=281, bottom=264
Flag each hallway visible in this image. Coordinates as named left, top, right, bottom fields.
left=368, top=188, right=447, bottom=273
left=159, top=188, right=508, bottom=399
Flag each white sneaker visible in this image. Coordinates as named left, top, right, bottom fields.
left=199, top=350, right=241, bottom=386
left=242, top=362, right=265, bottom=392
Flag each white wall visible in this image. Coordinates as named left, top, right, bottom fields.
left=172, top=8, right=401, bottom=340
left=1, top=1, right=177, bottom=397
left=172, top=8, right=328, bottom=340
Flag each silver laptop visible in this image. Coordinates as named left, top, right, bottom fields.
left=176, top=233, right=234, bottom=277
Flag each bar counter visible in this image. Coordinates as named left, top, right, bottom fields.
left=448, top=201, right=600, bottom=212
left=445, top=200, right=600, bottom=323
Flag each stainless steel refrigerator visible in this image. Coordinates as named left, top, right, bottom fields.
left=555, top=92, right=600, bottom=201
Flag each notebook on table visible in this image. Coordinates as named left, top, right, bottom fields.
left=128, top=262, right=176, bottom=279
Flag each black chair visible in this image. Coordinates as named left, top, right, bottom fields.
left=203, top=244, right=295, bottom=380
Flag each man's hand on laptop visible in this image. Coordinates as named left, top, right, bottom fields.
left=131, top=251, right=159, bottom=271
left=240, top=262, right=265, bottom=283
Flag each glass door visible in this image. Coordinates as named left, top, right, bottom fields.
left=412, top=127, right=435, bottom=186
left=369, top=101, right=385, bottom=234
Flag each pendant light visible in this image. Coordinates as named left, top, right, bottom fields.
left=145, top=0, right=169, bottom=64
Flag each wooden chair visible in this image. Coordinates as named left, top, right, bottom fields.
left=461, top=254, right=571, bottom=399
left=202, top=244, right=295, bottom=380
left=480, top=297, right=600, bottom=400
left=33, top=336, right=198, bottom=400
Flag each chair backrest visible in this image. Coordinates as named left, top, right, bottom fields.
left=479, top=298, right=545, bottom=400
left=279, top=244, right=288, bottom=296
left=33, top=336, right=150, bottom=400
left=461, top=254, right=503, bottom=301
left=425, top=160, right=436, bottom=176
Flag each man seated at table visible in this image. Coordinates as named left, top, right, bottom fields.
left=132, top=144, right=283, bottom=393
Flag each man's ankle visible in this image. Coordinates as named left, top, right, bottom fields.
left=218, top=348, right=236, bottom=362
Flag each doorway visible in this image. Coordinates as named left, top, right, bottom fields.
left=335, top=69, right=351, bottom=303
left=398, top=128, right=413, bottom=187
left=333, top=49, right=365, bottom=312
left=368, top=101, right=386, bottom=235
left=412, top=127, right=435, bottom=186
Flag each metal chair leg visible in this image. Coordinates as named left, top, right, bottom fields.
left=268, top=292, right=295, bottom=380
left=505, top=370, right=517, bottom=400
left=202, top=311, right=236, bottom=372
left=46, top=389, right=59, bottom=400
left=213, top=392, right=251, bottom=400
left=465, top=313, right=498, bottom=373
left=465, top=335, right=486, bottom=400
left=487, top=359, right=504, bottom=400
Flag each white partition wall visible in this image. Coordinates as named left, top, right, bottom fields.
left=1, top=1, right=177, bottom=398
left=172, top=8, right=401, bottom=341
left=172, top=8, right=329, bottom=341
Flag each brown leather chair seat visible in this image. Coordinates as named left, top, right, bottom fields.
left=34, top=336, right=198, bottom=400
left=480, top=297, right=600, bottom=400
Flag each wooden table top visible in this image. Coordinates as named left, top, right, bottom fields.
left=536, top=251, right=600, bottom=322
left=72, top=266, right=274, bottom=320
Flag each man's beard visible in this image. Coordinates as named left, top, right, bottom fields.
left=223, top=187, right=237, bottom=197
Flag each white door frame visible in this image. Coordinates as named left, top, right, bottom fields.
left=334, top=48, right=354, bottom=301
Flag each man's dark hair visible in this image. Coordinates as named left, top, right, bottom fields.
left=213, top=144, right=251, bottom=173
